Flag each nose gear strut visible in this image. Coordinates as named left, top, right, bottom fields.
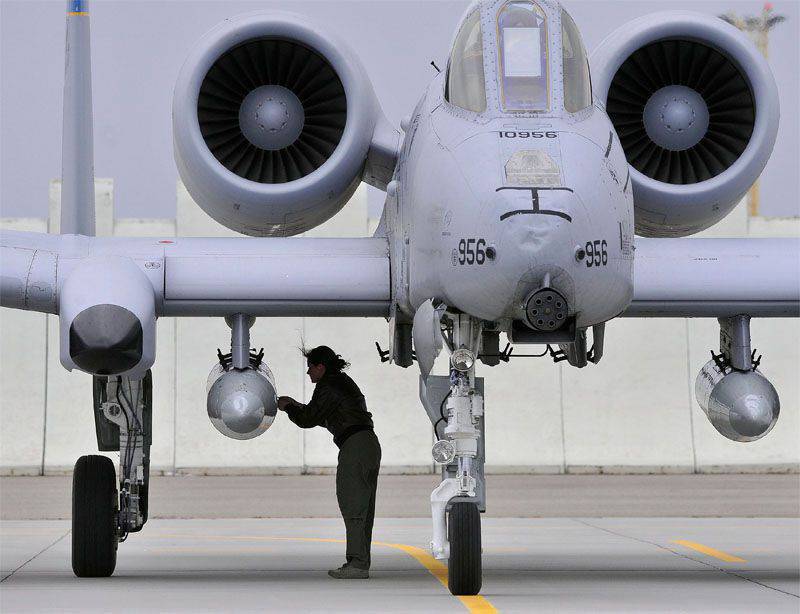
left=419, top=314, right=485, bottom=596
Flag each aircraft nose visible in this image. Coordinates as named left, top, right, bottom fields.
left=493, top=187, right=578, bottom=322
left=439, top=184, right=580, bottom=323
left=494, top=186, right=576, bottom=258
left=495, top=186, right=575, bottom=225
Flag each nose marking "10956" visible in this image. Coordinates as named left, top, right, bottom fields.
left=499, top=131, right=557, bottom=139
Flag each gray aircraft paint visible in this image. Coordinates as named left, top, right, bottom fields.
left=172, top=10, right=399, bottom=237
left=2, top=1, right=798, bottom=222
left=0, top=0, right=798, bottom=587
left=0, top=0, right=796, bottom=404
left=60, top=0, right=95, bottom=236
left=591, top=11, right=780, bottom=237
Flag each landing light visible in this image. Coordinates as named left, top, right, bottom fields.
left=451, top=348, right=475, bottom=372
left=432, top=439, right=456, bottom=465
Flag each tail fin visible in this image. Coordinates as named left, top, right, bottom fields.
left=60, top=0, right=95, bottom=236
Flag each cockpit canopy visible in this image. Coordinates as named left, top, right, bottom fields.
left=497, top=1, right=549, bottom=111
left=447, top=9, right=487, bottom=113
left=446, top=1, right=592, bottom=116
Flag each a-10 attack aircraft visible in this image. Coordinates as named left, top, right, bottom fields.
left=1, top=0, right=798, bottom=596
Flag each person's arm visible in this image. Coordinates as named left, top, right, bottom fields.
left=280, top=384, right=340, bottom=429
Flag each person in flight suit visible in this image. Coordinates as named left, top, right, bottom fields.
left=277, top=346, right=381, bottom=580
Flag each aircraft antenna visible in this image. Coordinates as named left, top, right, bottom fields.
left=60, top=0, right=95, bottom=236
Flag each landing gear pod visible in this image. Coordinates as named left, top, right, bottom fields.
left=173, top=11, right=397, bottom=236
left=591, top=12, right=779, bottom=237
left=59, top=257, right=156, bottom=379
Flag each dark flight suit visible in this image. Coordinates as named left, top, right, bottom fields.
left=285, top=371, right=381, bottom=570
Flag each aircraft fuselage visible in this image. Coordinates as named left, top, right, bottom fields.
left=390, top=71, right=635, bottom=330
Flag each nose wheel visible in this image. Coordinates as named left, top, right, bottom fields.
left=72, top=455, right=119, bottom=577
left=447, top=501, right=482, bottom=595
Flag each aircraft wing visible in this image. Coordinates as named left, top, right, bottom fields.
left=0, top=230, right=391, bottom=318
left=625, top=237, right=800, bottom=318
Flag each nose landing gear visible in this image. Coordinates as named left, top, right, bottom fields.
left=420, top=314, right=485, bottom=596
left=448, top=501, right=482, bottom=595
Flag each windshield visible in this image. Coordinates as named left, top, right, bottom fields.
left=561, top=9, right=592, bottom=112
left=497, top=1, right=549, bottom=112
left=447, top=10, right=486, bottom=113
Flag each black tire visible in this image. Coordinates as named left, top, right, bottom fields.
left=139, top=471, right=149, bottom=524
left=447, top=501, right=482, bottom=595
left=72, top=455, right=118, bottom=577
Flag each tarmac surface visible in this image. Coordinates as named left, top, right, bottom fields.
left=1, top=475, right=798, bottom=612
left=2, top=473, right=799, bottom=519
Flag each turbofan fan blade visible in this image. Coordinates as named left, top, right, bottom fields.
left=198, top=38, right=347, bottom=184
left=607, top=39, right=755, bottom=185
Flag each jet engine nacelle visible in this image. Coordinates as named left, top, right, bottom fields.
left=695, top=359, right=780, bottom=442
left=173, top=11, right=398, bottom=237
left=591, top=12, right=779, bottom=237
left=206, top=361, right=278, bottom=440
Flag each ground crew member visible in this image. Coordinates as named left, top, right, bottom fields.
left=277, top=346, right=381, bottom=579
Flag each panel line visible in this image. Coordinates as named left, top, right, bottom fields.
left=574, top=519, right=798, bottom=599
left=1, top=530, right=69, bottom=583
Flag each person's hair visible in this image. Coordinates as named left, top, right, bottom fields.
left=301, top=345, right=349, bottom=372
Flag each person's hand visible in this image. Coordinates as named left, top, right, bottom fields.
left=277, top=396, right=295, bottom=411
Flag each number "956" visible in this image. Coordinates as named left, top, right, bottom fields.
left=457, top=238, right=488, bottom=265
left=585, top=240, right=608, bottom=267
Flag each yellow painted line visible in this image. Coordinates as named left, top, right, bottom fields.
left=672, top=540, right=746, bottom=563
left=149, top=533, right=498, bottom=613
left=375, top=541, right=498, bottom=614
left=67, top=11, right=89, bottom=15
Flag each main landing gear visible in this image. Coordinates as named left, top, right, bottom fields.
left=72, top=455, right=117, bottom=576
left=72, top=372, right=152, bottom=577
left=421, top=314, right=485, bottom=596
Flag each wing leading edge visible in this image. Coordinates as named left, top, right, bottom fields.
left=625, top=237, right=800, bottom=318
left=0, top=230, right=391, bottom=318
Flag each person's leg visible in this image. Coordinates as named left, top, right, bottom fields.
left=336, top=434, right=373, bottom=570
left=363, top=434, right=381, bottom=569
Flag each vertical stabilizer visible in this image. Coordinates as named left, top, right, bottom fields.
left=61, top=0, right=95, bottom=236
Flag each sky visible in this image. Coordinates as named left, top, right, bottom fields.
left=1, top=0, right=797, bottom=220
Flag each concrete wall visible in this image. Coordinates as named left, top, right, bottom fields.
left=1, top=184, right=798, bottom=475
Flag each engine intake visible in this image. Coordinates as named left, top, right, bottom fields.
left=198, top=38, right=346, bottom=184
left=592, top=12, right=779, bottom=237
left=173, top=12, right=397, bottom=236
